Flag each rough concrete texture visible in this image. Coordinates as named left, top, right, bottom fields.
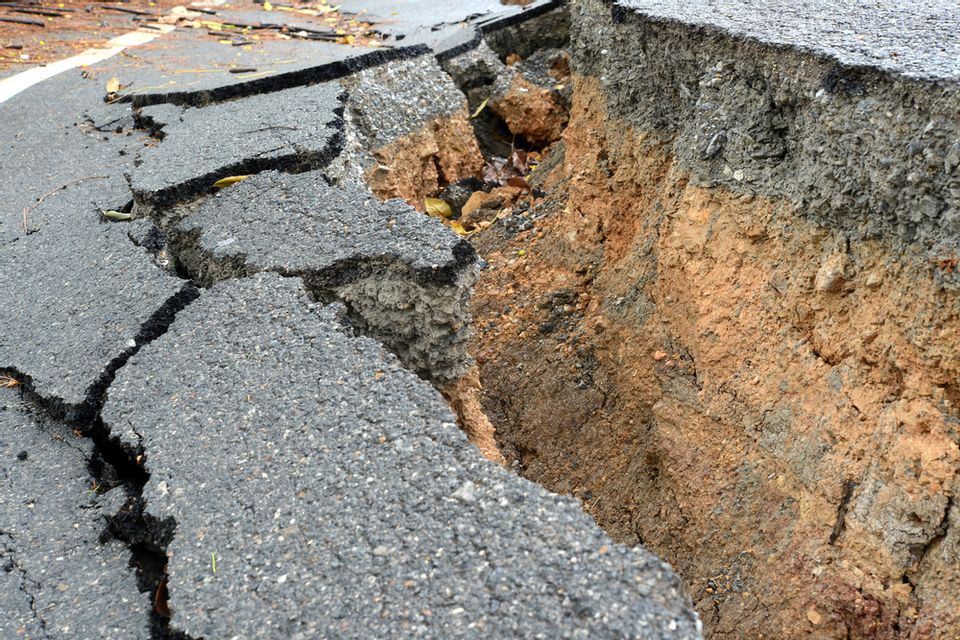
left=102, top=274, right=700, bottom=640
left=439, top=40, right=507, bottom=107
left=131, top=81, right=344, bottom=210
left=0, top=389, right=150, bottom=639
left=340, top=55, right=484, bottom=208
left=168, top=170, right=477, bottom=384
left=0, top=176, right=194, bottom=419
left=489, top=48, right=572, bottom=146
left=573, top=0, right=960, bottom=286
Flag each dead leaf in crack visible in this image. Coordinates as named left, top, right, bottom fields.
left=446, top=220, right=469, bottom=236
left=213, top=175, right=251, bottom=189
left=0, top=375, right=20, bottom=388
left=105, top=76, right=120, bottom=94
left=470, top=97, right=489, bottom=119
left=424, top=198, right=453, bottom=219
left=506, top=176, right=531, bottom=192
left=101, top=209, right=133, bottom=221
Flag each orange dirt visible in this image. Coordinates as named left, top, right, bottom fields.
left=491, top=73, right=568, bottom=147
left=468, top=75, right=960, bottom=639
left=364, top=111, right=484, bottom=211
left=442, top=366, right=506, bottom=466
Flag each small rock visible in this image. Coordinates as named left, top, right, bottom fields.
left=815, top=254, right=847, bottom=292
left=452, top=480, right=478, bottom=503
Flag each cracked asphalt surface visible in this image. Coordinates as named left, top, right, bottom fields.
left=6, top=0, right=954, bottom=637
left=31, top=0, right=960, bottom=635
left=0, top=389, right=150, bottom=639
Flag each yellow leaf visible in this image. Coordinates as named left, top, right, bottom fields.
left=213, top=175, right=251, bottom=189
left=424, top=198, right=452, bottom=219
left=105, top=76, right=120, bottom=94
left=102, top=210, right=133, bottom=221
left=447, top=220, right=468, bottom=236
left=470, top=97, right=488, bottom=119
left=263, top=1, right=273, bottom=9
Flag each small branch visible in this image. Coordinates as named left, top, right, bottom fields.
left=21, top=175, right=110, bottom=233
left=0, top=16, right=44, bottom=27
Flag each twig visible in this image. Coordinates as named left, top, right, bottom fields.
left=11, top=7, right=66, bottom=17
left=21, top=175, right=110, bottom=233
left=101, top=6, right=155, bottom=16
left=0, top=16, right=44, bottom=26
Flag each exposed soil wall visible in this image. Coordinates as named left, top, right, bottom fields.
left=470, top=50, right=959, bottom=640
left=327, top=5, right=959, bottom=636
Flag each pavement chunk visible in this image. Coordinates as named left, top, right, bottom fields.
left=337, top=56, right=484, bottom=207
left=131, top=82, right=345, bottom=210
left=0, top=389, right=150, bottom=639
left=0, top=180, right=195, bottom=420
left=167, top=170, right=475, bottom=384
left=615, top=0, right=960, bottom=80
left=102, top=274, right=700, bottom=640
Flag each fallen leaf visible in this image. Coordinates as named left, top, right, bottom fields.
left=506, top=176, right=530, bottom=192
left=447, top=220, right=468, bottom=236
left=0, top=375, right=20, bottom=388
left=470, top=97, right=488, bottom=119
left=511, top=149, right=529, bottom=173
left=213, top=175, right=250, bottom=189
left=101, top=210, right=133, bottom=221
left=263, top=0, right=273, bottom=9
left=105, top=76, right=120, bottom=94
left=424, top=197, right=453, bottom=219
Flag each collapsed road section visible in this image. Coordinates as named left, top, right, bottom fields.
left=457, top=1, right=959, bottom=639
left=3, top=0, right=957, bottom=638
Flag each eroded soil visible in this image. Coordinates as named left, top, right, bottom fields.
left=466, top=74, right=960, bottom=639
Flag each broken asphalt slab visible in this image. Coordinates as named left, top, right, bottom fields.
left=131, top=80, right=344, bottom=209
left=614, top=0, right=960, bottom=81
left=102, top=274, right=701, bottom=640
left=168, top=170, right=475, bottom=384
left=89, top=0, right=563, bottom=108
left=0, top=388, right=150, bottom=639
left=0, top=173, right=194, bottom=421
left=97, top=26, right=428, bottom=108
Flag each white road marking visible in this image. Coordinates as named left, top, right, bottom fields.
left=0, top=24, right=175, bottom=104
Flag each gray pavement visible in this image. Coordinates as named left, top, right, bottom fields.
left=0, top=388, right=150, bottom=639
left=616, top=0, right=960, bottom=81
left=168, top=170, right=476, bottom=383
left=0, top=170, right=192, bottom=420
left=103, top=274, right=700, bottom=640
left=132, top=81, right=344, bottom=209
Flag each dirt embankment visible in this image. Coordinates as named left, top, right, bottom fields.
left=348, top=3, right=960, bottom=637
left=473, top=72, right=959, bottom=638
